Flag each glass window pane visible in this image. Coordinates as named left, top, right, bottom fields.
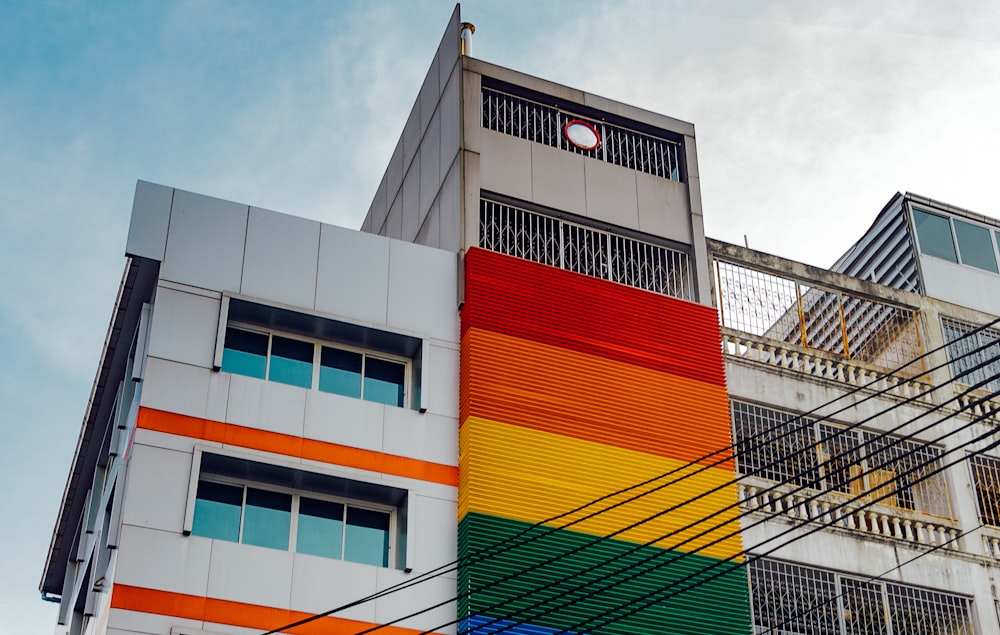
left=242, top=488, right=291, bottom=550
left=192, top=481, right=243, bottom=542
left=363, top=358, right=406, bottom=407
left=296, top=497, right=344, bottom=559
left=268, top=336, right=314, bottom=388
left=954, top=218, right=999, bottom=273
left=912, top=209, right=958, bottom=263
left=344, top=507, right=390, bottom=567
left=319, top=347, right=363, bottom=398
left=221, top=328, right=268, bottom=379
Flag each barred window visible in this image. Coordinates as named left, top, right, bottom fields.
left=748, top=558, right=974, bottom=635
left=942, top=317, right=1000, bottom=393
left=732, top=401, right=951, bottom=516
left=479, top=198, right=692, bottom=300
left=971, top=454, right=1000, bottom=527
left=482, top=85, right=682, bottom=181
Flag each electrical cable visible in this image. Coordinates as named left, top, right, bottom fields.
left=353, top=364, right=1000, bottom=635
left=506, top=421, right=1000, bottom=635
left=754, top=523, right=983, bottom=635
left=403, top=380, right=1000, bottom=635
left=260, top=320, right=1000, bottom=635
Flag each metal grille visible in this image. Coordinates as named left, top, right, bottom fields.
left=749, top=558, right=974, bottom=635
left=481, top=86, right=682, bottom=181
left=715, top=259, right=924, bottom=374
left=971, top=454, right=1000, bottom=527
left=942, top=317, right=1000, bottom=393
left=732, top=401, right=951, bottom=516
left=480, top=199, right=693, bottom=300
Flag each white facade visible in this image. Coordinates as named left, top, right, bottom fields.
left=43, top=183, right=462, bottom=635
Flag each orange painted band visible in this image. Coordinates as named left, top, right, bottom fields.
left=136, top=408, right=458, bottom=487
left=110, top=584, right=433, bottom=635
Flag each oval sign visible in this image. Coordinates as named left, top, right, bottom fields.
left=563, top=119, right=601, bottom=151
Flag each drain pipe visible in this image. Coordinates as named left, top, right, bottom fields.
left=461, top=22, right=475, bottom=56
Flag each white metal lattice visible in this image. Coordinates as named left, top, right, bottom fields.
left=480, top=199, right=693, bottom=300
left=481, top=86, right=682, bottom=181
left=749, top=558, right=974, bottom=635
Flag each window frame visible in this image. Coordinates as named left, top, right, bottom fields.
left=911, top=206, right=1000, bottom=274
left=183, top=448, right=411, bottom=570
left=221, top=321, right=412, bottom=409
left=192, top=473, right=397, bottom=565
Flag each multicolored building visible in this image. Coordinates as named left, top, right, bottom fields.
left=50, top=6, right=1000, bottom=635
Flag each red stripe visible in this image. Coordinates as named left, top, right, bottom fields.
left=462, top=248, right=726, bottom=387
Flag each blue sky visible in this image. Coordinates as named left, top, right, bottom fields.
left=2, top=1, right=1000, bottom=632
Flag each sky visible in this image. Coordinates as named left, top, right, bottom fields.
left=2, top=1, right=999, bottom=633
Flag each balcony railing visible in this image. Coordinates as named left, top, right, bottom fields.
left=713, top=256, right=924, bottom=375
left=482, top=86, right=682, bottom=181
left=480, top=198, right=693, bottom=300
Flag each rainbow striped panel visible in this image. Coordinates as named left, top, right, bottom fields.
left=458, top=247, right=750, bottom=635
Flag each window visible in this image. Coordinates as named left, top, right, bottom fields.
left=189, top=453, right=405, bottom=568
left=731, top=400, right=951, bottom=516
left=216, top=299, right=423, bottom=409
left=748, top=558, right=974, bottom=635
left=912, top=206, right=1000, bottom=273
left=971, top=454, right=1000, bottom=527
left=222, top=326, right=408, bottom=407
left=942, top=317, right=1000, bottom=394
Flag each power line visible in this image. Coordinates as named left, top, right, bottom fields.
left=364, top=371, right=1000, bottom=635
left=514, top=420, right=1000, bottom=635
left=260, top=321, right=1000, bottom=635
left=428, top=384, right=998, bottom=635
left=347, top=361, right=998, bottom=635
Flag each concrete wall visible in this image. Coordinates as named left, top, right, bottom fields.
left=360, top=5, right=464, bottom=252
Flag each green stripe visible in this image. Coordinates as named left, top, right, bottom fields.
left=459, top=512, right=752, bottom=635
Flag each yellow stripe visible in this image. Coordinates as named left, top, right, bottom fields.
left=459, top=417, right=745, bottom=561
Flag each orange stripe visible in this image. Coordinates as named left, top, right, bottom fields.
left=110, top=584, right=434, bottom=635
left=460, top=328, right=734, bottom=469
left=136, top=408, right=458, bottom=487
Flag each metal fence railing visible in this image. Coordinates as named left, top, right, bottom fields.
left=748, top=558, right=974, bottom=635
left=480, top=198, right=693, bottom=301
left=482, top=86, right=682, bottom=181
left=714, top=258, right=924, bottom=374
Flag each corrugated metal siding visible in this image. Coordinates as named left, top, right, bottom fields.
left=461, top=327, right=734, bottom=468
left=459, top=416, right=743, bottom=560
left=458, top=247, right=748, bottom=635
left=458, top=513, right=751, bottom=635
left=463, top=247, right=726, bottom=386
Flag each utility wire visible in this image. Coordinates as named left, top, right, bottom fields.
left=356, top=364, right=1000, bottom=635
left=260, top=320, right=1000, bottom=635
left=408, top=380, right=1000, bottom=635
left=511, top=420, right=1000, bottom=635
left=755, top=523, right=983, bottom=635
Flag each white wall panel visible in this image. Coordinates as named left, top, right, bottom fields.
left=401, top=155, right=421, bottom=242
left=407, top=494, right=458, bottom=574
left=386, top=241, right=458, bottom=341
left=373, top=570, right=456, bottom=634
left=479, top=130, right=532, bottom=202
left=419, top=111, right=442, bottom=222
left=303, top=389, right=384, bottom=453
left=147, top=287, right=221, bottom=369
left=140, top=358, right=216, bottom=420
left=315, top=225, right=390, bottom=325
left=241, top=207, right=321, bottom=309
left=382, top=409, right=456, bottom=467
left=107, top=608, right=203, bottom=635
left=120, top=445, right=192, bottom=533
left=289, top=555, right=378, bottom=623
left=225, top=375, right=305, bottom=438
left=920, top=255, right=1000, bottom=316
left=206, top=540, right=293, bottom=609
left=530, top=143, right=585, bottom=215
left=584, top=159, right=639, bottom=230
left=126, top=181, right=173, bottom=261
left=636, top=173, right=692, bottom=244
left=160, top=190, right=248, bottom=293
left=115, top=526, right=211, bottom=597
